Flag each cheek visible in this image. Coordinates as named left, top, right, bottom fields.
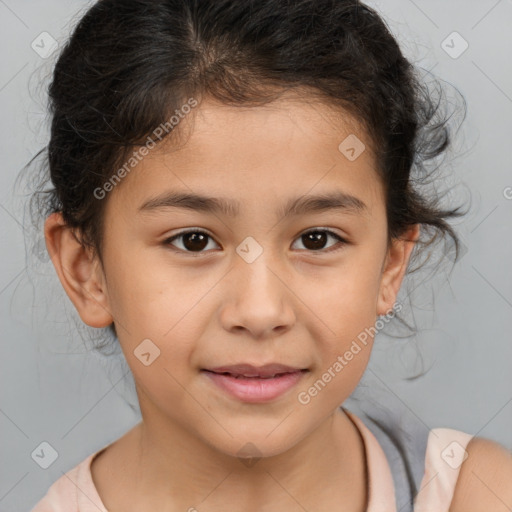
left=104, top=264, right=207, bottom=390
left=299, top=253, right=383, bottom=332
left=299, top=253, right=383, bottom=384
left=299, top=298, right=377, bottom=411
left=104, top=246, right=207, bottom=334
left=118, top=318, right=203, bottom=417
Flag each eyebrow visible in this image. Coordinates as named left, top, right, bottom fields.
left=138, top=190, right=367, bottom=218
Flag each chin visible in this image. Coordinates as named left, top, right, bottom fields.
left=202, top=421, right=307, bottom=463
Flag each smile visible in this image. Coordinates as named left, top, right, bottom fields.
left=201, top=364, right=309, bottom=403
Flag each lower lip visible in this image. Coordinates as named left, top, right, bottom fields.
left=202, top=370, right=306, bottom=403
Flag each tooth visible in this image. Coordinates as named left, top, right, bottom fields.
left=226, top=373, right=284, bottom=379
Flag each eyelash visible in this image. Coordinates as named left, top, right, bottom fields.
left=163, top=228, right=348, bottom=256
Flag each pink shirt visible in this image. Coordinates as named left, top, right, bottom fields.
left=30, top=410, right=473, bottom=512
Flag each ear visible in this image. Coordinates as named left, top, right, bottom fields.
left=376, top=224, right=420, bottom=316
left=44, top=212, right=114, bottom=328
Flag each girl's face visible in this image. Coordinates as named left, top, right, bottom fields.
left=48, top=94, right=417, bottom=460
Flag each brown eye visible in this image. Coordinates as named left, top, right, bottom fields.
left=292, top=229, right=347, bottom=253
left=164, top=228, right=347, bottom=256
left=164, top=230, right=219, bottom=253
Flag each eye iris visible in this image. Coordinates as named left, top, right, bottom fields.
left=183, top=232, right=209, bottom=251
left=303, top=231, right=327, bottom=250
left=176, top=230, right=335, bottom=253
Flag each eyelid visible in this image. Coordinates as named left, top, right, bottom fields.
left=163, top=227, right=348, bottom=255
left=294, top=228, right=348, bottom=253
left=163, top=228, right=219, bottom=256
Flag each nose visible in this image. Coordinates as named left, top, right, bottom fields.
left=219, top=254, right=296, bottom=339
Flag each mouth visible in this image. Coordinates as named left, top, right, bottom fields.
left=201, top=363, right=309, bottom=403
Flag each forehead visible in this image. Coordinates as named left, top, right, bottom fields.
left=108, top=95, right=384, bottom=219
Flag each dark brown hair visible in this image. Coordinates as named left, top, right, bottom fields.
left=25, top=0, right=468, bottom=354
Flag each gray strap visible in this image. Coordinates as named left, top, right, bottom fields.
left=343, top=393, right=431, bottom=511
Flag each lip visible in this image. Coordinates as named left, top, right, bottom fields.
left=202, top=363, right=308, bottom=403
left=206, top=363, right=305, bottom=378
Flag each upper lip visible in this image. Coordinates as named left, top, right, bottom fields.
left=203, top=363, right=306, bottom=378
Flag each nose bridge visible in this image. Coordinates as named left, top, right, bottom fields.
left=234, top=241, right=283, bottom=299
left=222, top=239, right=295, bottom=336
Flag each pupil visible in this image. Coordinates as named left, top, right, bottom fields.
left=182, top=231, right=327, bottom=252
left=184, top=232, right=208, bottom=251
left=304, top=231, right=326, bottom=250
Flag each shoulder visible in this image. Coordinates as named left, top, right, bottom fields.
left=30, top=452, right=96, bottom=512
left=449, top=436, right=512, bottom=512
left=31, top=470, right=79, bottom=512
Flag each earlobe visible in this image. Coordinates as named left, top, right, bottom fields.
left=376, top=224, right=420, bottom=316
left=44, top=212, right=114, bottom=328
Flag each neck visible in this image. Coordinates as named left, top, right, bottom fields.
left=93, top=407, right=367, bottom=512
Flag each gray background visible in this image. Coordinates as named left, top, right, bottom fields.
left=1, top=0, right=511, bottom=510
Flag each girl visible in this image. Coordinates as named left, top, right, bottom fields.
left=29, top=0, right=512, bottom=511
